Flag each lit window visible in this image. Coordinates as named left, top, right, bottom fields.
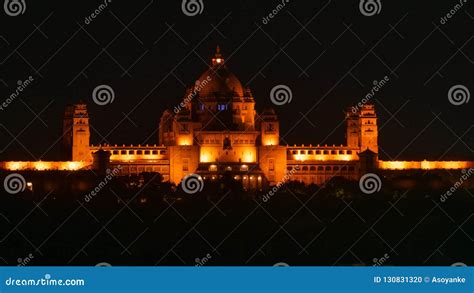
left=217, top=104, right=228, bottom=111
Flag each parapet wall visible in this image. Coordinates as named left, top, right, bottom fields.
left=379, top=160, right=474, bottom=170
left=0, top=161, right=89, bottom=171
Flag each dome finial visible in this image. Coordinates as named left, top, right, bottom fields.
left=212, top=45, right=224, bottom=66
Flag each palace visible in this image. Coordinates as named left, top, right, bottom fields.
left=1, top=47, right=473, bottom=190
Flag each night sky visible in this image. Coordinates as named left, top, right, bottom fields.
left=0, top=0, right=472, bottom=161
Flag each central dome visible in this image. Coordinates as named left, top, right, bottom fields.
left=196, top=46, right=244, bottom=98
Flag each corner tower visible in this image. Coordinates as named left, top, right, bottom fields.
left=345, top=108, right=359, bottom=148
left=63, top=101, right=91, bottom=162
left=345, top=104, right=378, bottom=154
left=359, top=104, right=378, bottom=154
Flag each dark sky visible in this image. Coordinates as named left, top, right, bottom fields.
left=0, top=0, right=472, bottom=161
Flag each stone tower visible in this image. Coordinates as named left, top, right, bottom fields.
left=260, top=108, right=279, bottom=146
left=345, top=104, right=378, bottom=154
left=63, top=101, right=91, bottom=162
left=358, top=104, right=378, bottom=154
left=345, top=108, right=360, bottom=148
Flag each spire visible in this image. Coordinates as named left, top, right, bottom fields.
left=212, top=45, right=224, bottom=66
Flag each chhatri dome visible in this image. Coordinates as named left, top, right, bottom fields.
left=196, top=46, right=245, bottom=98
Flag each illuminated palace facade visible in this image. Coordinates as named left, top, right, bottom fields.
left=2, top=48, right=473, bottom=189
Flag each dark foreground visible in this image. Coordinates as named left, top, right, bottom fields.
left=0, top=170, right=473, bottom=266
